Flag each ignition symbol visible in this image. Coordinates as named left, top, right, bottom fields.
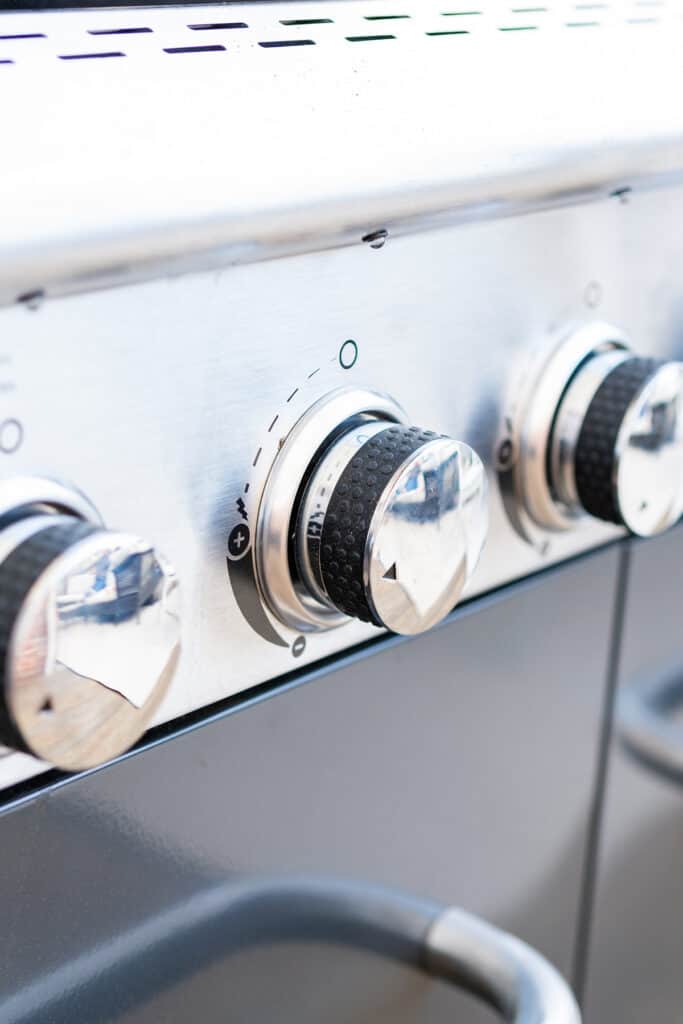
left=236, top=497, right=248, bottom=522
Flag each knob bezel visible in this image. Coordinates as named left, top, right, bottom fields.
left=255, top=387, right=408, bottom=632
left=503, top=321, right=630, bottom=543
left=0, top=475, right=102, bottom=531
left=295, top=419, right=389, bottom=611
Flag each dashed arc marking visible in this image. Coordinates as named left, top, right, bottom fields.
left=249, top=344, right=359, bottom=485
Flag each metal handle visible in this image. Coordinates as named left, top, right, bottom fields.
left=8, top=877, right=580, bottom=1023
left=618, top=674, right=683, bottom=784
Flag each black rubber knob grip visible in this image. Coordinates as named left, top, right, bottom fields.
left=319, top=425, right=437, bottom=624
left=574, top=356, right=660, bottom=524
left=0, top=518, right=99, bottom=752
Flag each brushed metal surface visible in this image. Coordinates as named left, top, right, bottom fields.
left=583, top=523, right=683, bottom=1023
left=0, top=549, right=617, bottom=1023
left=0, top=187, right=681, bottom=788
left=2, top=2, right=683, bottom=302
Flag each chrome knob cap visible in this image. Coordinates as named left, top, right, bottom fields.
left=550, top=352, right=683, bottom=536
left=0, top=514, right=180, bottom=770
left=296, top=421, right=488, bottom=635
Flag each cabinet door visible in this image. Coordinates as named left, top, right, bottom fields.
left=0, top=549, right=619, bottom=1024
left=584, top=526, right=683, bottom=1023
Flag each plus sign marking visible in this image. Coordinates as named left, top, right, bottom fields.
left=228, top=524, right=251, bottom=560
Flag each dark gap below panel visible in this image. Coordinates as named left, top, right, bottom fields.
left=571, top=541, right=633, bottom=1001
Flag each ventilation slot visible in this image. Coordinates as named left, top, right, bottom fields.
left=280, top=18, right=334, bottom=25
left=258, top=39, right=315, bottom=47
left=188, top=22, right=248, bottom=31
left=164, top=44, right=226, bottom=54
left=59, top=51, right=125, bottom=60
left=88, top=27, right=152, bottom=35
left=0, top=3, right=670, bottom=67
left=346, top=34, right=396, bottom=41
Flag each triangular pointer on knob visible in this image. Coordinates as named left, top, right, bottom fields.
left=382, top=563, right=397, bottom=581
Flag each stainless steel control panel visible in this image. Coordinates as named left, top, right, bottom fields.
left=0, top=184, right=682, bottom=788
left=2, top=0, right=683, bottom=789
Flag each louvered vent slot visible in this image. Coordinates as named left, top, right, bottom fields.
left=0, top=0, right=668, bottom=66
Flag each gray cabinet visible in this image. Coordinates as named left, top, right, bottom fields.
left=0, top=549, right=620, bottom=1023
left=584, top=526, right=683, bottom=1023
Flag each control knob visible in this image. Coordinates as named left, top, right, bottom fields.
left=0, top=511, right=180, bottom=770
left=549, top=350, right=683, bottom=536
left=294, top=419, right=488, bottom=635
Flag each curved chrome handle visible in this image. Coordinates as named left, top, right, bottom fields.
left=235, top=880, right=581, bottom=1024
left=8, top=876, right=579, bottom=1024
left=618, top=674, right=683, bottom=784
left=198, top=879, right=579, bottom=1023
left=424, top=902, right=580, bottom=1023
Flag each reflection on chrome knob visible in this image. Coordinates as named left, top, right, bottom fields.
left=0, top=513, right=180, bottom=771
left=296, top=421, right=488, bottom=635
left=550, top=352, right=683, bottom=536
